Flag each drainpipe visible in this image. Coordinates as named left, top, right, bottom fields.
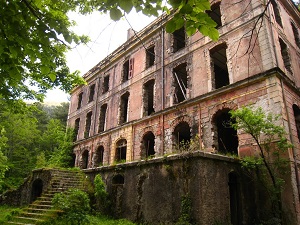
left=267, top=3, right=300, bottom=200
left=161, top=27, right=165, bottom=154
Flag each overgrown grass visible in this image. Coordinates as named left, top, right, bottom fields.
left=0, top=205, right=21, bottom=223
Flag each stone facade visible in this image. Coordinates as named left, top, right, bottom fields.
left=68, top=0, right=300, bottom=224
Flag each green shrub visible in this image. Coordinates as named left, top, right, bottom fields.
left=51, top=188, right=91, bottom=225
left=94, top=174, right=110, bottom=214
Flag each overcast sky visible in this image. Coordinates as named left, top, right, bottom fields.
left=44, top=11, right=156, bottom=104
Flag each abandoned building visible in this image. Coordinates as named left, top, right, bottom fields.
left=67, top=0, right=300, bottom=224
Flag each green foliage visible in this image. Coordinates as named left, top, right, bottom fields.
left=173, top=135, right=201, bottom=153
left=0, top=205, right=21, bottom=223
left=52, top=188, right=91, bottom=225
left=176, top=195, right=192, bottom=225
left=0, top=100, right=72, bottom=193
left=0, top=0, right=86, bottom=101
left=47, top=127, right=75, bottom=168
left=93, top=174, right=111, bottom=214
left=230, top=106, right=291, bottom=220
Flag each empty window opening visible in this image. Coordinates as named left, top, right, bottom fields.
left=98, top=104, right=107, bottom=132
left=122, top=58, right=134, bottom=82
left=291, top=22, right=300, bottom=48
left=31, top=179, right=43, bottom=202
left=85, top=111, right=92, bottom=138
left=94, top=146, right=104, bottom=167
left=146, top=46, right=155, bottom=68
left=173, top=121, right=191, bottom=148
left=210, top=44, right=229, bottom=89
left=88, top=84, right=95, bottom=103
left=74, top=118, right=80, bottom=141
left=279, top=38, right=293, bottom=74
left=271, top=0, right=283, bottom=27
left=77, top=92, right=83, bottom=109
left=115, top=139, right=127, bottom=162
left=173, top=63, right=188, bottom=104
left=228, top=172, right=242, bottom=225
left=173, top=27, right=186, bottom=52
left=213, top=109, right=238, bottom=155
left=207, top=2, right=222, bottom=28
left=119, top=92, right=129, bottom=124
left=142, top=131, right=155, bottom=159
left=82, top=150, right=89, bottom=169
left=293, top=104, right=300, bottom=143
left=112, top=174, right=124, bottom=185
left=143, top=80, right=155, bottom=116
left=103, top=75, right=110, bottom=93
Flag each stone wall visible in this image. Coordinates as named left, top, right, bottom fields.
left=84, top=152, right=274, bottom=225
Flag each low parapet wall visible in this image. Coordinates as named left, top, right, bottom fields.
left=83, top=151, right=258, bottom=225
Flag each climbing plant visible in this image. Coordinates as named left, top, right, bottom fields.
left=230, top=106, right=292, bottom=222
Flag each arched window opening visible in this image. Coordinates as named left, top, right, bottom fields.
left=173, top=121, right=191, bottom=150
left=94, top=146, right=104, bottom=167
left=293, top=104, right=300, bottom=143
left=116, top=139, right=127, bottom=163
left=210, top=44, right=229, bottom=89
left=82, top=150, right=89, bottom=169
left=112, top=174, right=124, bottom=185
left=142, top=131, right=155, bottom=159
left=213, top=109, right=238, bottom=155
left=143, top=80, right=155, bottom=116
left=31, top=179, right=43, bottom=202
left=228, top=172, right=242, bottom=225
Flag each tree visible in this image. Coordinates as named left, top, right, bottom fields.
left=230, top=107, right=291, bottom=222
left=1, top=0, right=217, bottom=102
left=0, top=127, right=8, bottom=192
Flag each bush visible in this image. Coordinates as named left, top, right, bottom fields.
left=51, top=188, right=91, bottom=225
left=94, top=174, right=110, bottom=214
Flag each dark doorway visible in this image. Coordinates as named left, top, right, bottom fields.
left=82, top=150, right=89, bottom=169
left=31, top=179, right=43, bottom=202
left=228, top=172, right=242, bottom=225
left=213, top=109, right=238, bottom=155
left=116, top=139, right=127, bottom=162
left=142, top=131, right=155, bottom=159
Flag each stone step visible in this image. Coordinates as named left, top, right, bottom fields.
left=9, top=216, right=45, bottom=223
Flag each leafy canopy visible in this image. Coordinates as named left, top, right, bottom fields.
left=1, top=0, right=217, bottom=102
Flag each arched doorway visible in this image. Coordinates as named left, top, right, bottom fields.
left=31, top=179, right=43, bottom=202
left=82, top=150, right=89, bottom=169
left=213, top=109, right=238, bottom=155
left=112, top=174, right=125, bottom=185
left=142, top=131, right=155, bottom=159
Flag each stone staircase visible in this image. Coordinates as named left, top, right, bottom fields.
left=4, top=170, right=85, bottom=225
